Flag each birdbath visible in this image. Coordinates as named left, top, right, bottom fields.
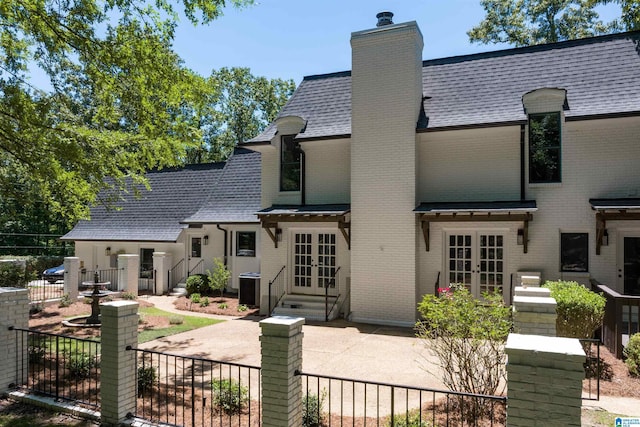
left=81, top=271, right=111, bottom=325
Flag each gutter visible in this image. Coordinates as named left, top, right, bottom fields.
left=216, top=224, right=228, bottom=266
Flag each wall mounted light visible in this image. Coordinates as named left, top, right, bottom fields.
left=602, top=229, right=609, bottom=246
left=517, top=229, right=524, bottom=245
left=203, top=235, right=209, bottom=246
left=276, top=228, right=283, bottom=242
left=105, top=247, right=111, bottom=256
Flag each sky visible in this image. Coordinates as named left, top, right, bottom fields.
left=170, top=0, right=621, bottom=85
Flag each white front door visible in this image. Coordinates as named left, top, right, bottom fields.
left=188, top=235, right=203, bottom=274
left=446, top=232, right=505, bottom=298
left=292, top=232, right=337, bottom=295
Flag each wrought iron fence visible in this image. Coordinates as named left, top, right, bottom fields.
left=581, top=338, right=601, bottom=401
left=188, top=259, right=205, bottom=277
left=296, top=370, right=507, bottom=426
left=10, top=327, right=101, bottom=408
left=79, top=268, right=119, bottom=291
left=268, top=265, right=286, bottom=315
left=128, top=346, right=261, bottom=427
left=28, top=282, right=64, bottom=303
left=170, top=258, right=186, bottom=288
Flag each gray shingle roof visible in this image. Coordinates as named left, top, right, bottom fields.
left=248, top=31, right=640, bottom=143
left=182, top=148, right=261, bottom=224
left=63, top=148, right=261, bottom=242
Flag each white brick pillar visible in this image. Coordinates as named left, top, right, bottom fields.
left=506, top=334, right=585, bottom=427
left=100, top=301, right=139, bottom=426
left=63, top=257, right=80, bottom=301
left=152, top=252, right=172, bottom=295
left=0, top=288, right=29, bottom=393
left=260, top=317, right=304, bottom=427
left=118, top=254, right=139, bottom=295
left=512, top=286, right=557, bottom=336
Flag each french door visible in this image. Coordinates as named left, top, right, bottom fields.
left=446, top=232, right=505, bottom=298
left=292, top=232, right=337, bottom=295
left=618, top=234, right=640, bottom=296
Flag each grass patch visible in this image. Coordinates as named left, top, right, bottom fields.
left=0, top=403, right=92, bottom=427
left=137, top=307, right=223, bottom=343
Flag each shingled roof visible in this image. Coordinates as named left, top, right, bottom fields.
left=182, top=148, right=261, bottom=224
left=247, top=31, right=640, bottom=143
left=62, top=148, right=261, bottom=242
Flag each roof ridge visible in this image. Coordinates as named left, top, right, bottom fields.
left=422, top=30, right=640, bottom=66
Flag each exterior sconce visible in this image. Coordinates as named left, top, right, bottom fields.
left=602, top=229, right=609, bottom=246
left=517, top=229, right=524, bottom=245
left=276, top=228, right=283, bottom=242
left=105, top=247, right=111, bottom=256
left=203, top=235, right=209, bottom=246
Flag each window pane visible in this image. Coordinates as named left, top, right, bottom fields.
left=529, top=113, right=561, bottom=183
left=236, top=231, right=256, bottom=257
left=280, top=135, right=301, bottom=191
left=191, top=238, right=201, bottom=258
left=560, top=233, right=589, bottom=272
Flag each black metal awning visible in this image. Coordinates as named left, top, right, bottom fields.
left=414, top=200, right=537, bottom=253
left=256, top=204, right=351, bottom=248
left=589, top=198, right=640, bottom=255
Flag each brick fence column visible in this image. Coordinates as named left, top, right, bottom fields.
left=0, top=288, right=29, bottom=393
left=506, top=333, right=585, bottom=426
left=118, top=254, right=139, bottom=295
left=100, top=301, right=139, bottom=426
left=152, top=252, right=172, bottom=295
left=63, top=257, right=80, bottom=301
left=260, top=316, right=304, bottom=427
left=512, top=286, right=557, bottom=336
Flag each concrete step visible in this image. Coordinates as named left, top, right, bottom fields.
left=273, top=295, right=340, bottom=321
left=169, top=287, right=188, bottom=296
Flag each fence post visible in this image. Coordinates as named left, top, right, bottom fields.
left=63, top=257, right=80, bottom=301
left=505, top=333, right=585, bottom=426
left=152, top=252, right=172, bottom=295
left=512, top=286, right=557, bottom=336
left=0, top=288, right=29, bottom=393
left=118, top=254, right=139, bottom=295
left=100, top=301, right=139, bottom=426
left=260, top=316, right=305, bottom=427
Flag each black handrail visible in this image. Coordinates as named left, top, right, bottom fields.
left=324, top=266, right=341, bottom=321
left=268, top=266, right=286, bottom=314
left=168, top=258, right=185, bottom=287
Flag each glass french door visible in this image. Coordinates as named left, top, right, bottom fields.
left=446, top=232, right=505, bottom=298
left=292, top=232, right=337, bottom=295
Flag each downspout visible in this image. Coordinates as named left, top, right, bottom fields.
left=520, top=124, right=525, bottom=200
left=216, top=224, right=228, bottom=266
left=300, top=148, right=306, bottom=206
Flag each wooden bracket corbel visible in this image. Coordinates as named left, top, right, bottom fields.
left=262, top=222, right=279, bottom=248
left=595, top=213, right=606, bottom=255
left=338, top=221, right=350, bottom=250
left=421, top=218, right=430, bottom=252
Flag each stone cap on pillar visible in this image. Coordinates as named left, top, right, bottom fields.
left=506, top=333, right=585, bottom=358
left=260, top=316, right=305, bottom=337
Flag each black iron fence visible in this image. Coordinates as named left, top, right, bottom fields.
left=10, top=327, right=101, bottom=408
left=296, top=370, right=507, bottom=426
left=27, top=282, right=64, bottom=304
left=581, top=338, right=601, bottom=401
left=170, top=258, right=186, bottom=288
left=268, top=265, right=286, bottom=315
left=127, top=346, right=261, bottom=427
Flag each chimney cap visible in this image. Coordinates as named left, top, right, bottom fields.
left=376, top=11, right=394, bottom=27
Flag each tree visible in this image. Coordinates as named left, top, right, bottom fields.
left=0, top=0, right=253, bottom=223
left=207, top=257, right=230, bottom=298
left=468, top=0, right=639, bottom=46
left=184, top=67, right=295, bottom=163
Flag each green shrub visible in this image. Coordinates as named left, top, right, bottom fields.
left=543, top=281, right=605, bottom=340
left=58, top=293, right=72, bottom=308
left=29, top=302, right=44, bottom=314
left=211, top=378, right=248, bottom=414
left=0, top=261, right=28, bottom=288
left=206, top=258, right=230, bottom=298
left=416, top=287, right=511, bottom=398
left=237, top=304, right=248, bottom=312
left=169, top=315, right=184, bottom=325
left=137, top=365, right=157, bottom=396
left=186, top=274, right=211, bottom=296
left=200, top=297, right=210, bottom=307
left=218, top=302, right=228, bottom=309
left=624, top=333, right=640, bottom=376
left=384, top=409, right=429, bottom=427
left=302, top=390, right=326, bottom=427
left=190, top=293, right=201, bottom=303
left=67, top=352, right=98, bottom=379
left=121, top=292, right=136, bottom=300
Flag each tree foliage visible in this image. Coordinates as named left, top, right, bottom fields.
left=469, top=0, right=639, bottom=46
left=543, top=280, right=605, bottom=340
left=0, top=0, right=254, bottom=223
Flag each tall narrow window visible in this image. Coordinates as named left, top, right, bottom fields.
left=140, top=248, right=154, bottom=278
left=560, top=233, right=588, bottom=272
left=529, top=112, right=561, bottom=183
left=191, top=237, right=202, bottom=258
left=280, top=135, right=301, bottom=191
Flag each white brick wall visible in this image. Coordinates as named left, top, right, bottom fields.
left=300, top=138, right=350, bottom=204
left=350, top=22, right=423, bottom=325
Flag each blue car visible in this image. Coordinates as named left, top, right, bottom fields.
left=42, top=264, right=64, bottom=284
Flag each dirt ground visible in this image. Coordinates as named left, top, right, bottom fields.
left=172, top=293, right=259, bottom=316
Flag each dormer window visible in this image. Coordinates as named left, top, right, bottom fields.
left=528, top=112, right=561, bottom=183
left=280, top=135, right=301, bottom=191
